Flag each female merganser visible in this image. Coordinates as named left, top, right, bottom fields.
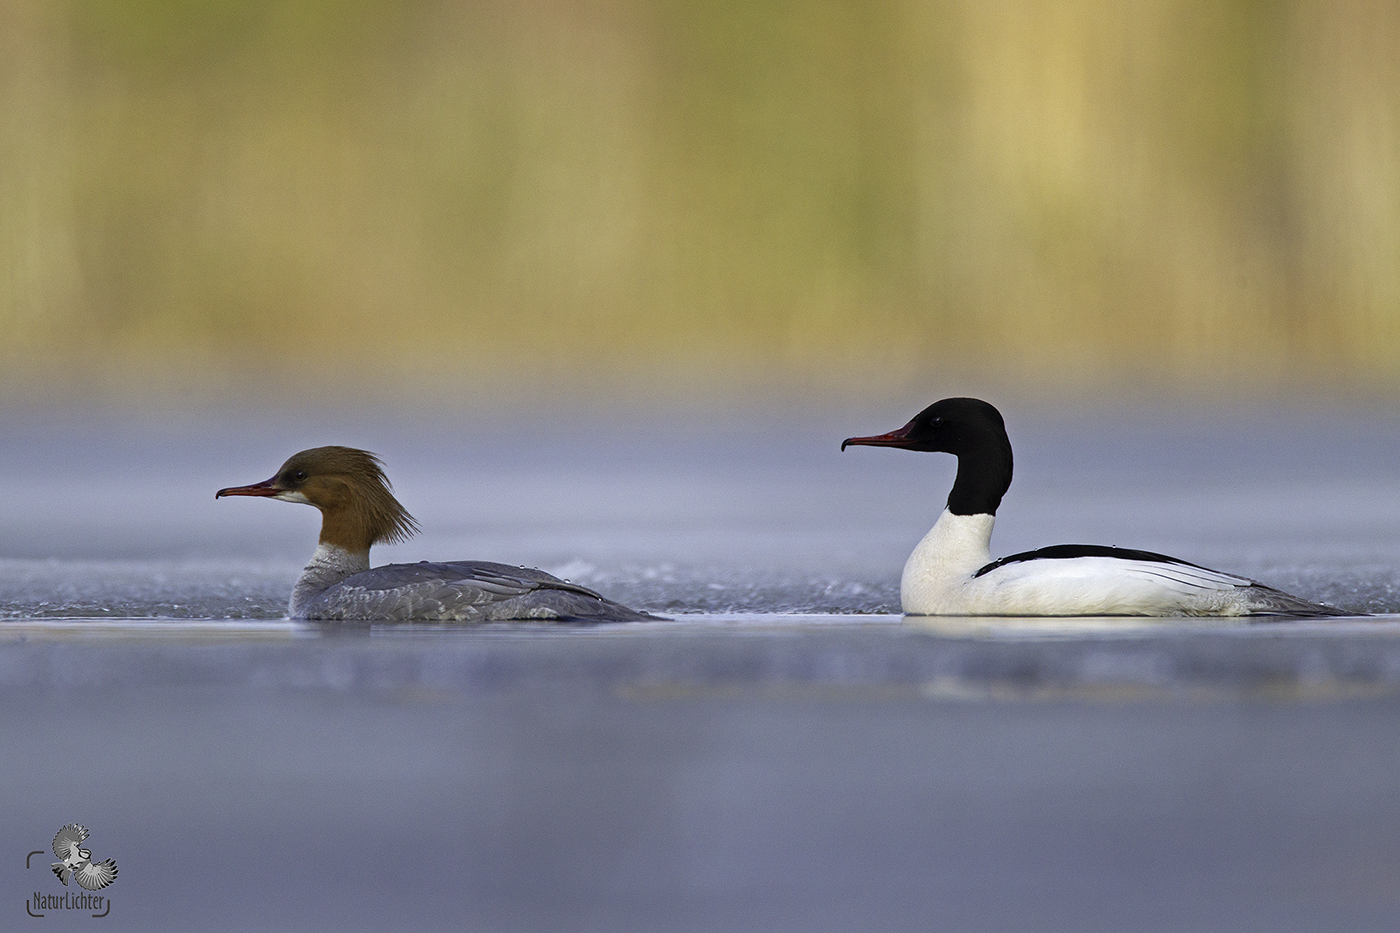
left=216, top=446, right=656, bottom=622
left=842, top=398, right=1344, bottom=617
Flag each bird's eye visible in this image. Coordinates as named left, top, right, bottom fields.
left=287, top=469, right=308, bottom=483
left=928, top=416, right=944, bottom=428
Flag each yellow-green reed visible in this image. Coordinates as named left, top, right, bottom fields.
left=0, top=0, right=1397, bottom=406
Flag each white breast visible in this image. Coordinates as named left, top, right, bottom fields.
left=900, top=510, right=995, bottom=614
left=290, top=543, right=370, bottom=618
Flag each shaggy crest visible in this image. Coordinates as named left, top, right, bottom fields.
left=275, top=446, right=420, bottom=548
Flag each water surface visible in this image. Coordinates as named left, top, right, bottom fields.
left=4, top=404, right=1400, bottom=932
left=1, top=403, right=1397, bottom=617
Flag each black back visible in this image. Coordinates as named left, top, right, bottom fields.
left=973, top=544, right=1214, bottom=578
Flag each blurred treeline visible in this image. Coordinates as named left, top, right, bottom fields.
left=0, top=0, right=1397, bottom=404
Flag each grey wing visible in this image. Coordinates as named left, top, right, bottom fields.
left=423, top=562, right=659, bottom=620
left=53, top=823, right=88, bottom=860
left=74, top=858, right=117, bottom=891
left=316, top=561, right=656, bottom=622
left=348, top=561, right=555, bottom=596
left=339, top=562, right=542, bottom=620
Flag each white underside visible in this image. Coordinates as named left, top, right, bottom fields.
left=901, top=510, right=1266, bottom=617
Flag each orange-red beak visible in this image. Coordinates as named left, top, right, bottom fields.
left=841, top=419, right=917, bottom=451
left=215, top=477, right=280, bottom=500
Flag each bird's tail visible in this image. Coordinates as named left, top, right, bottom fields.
left=1245, top=582, right=1354, bottom=618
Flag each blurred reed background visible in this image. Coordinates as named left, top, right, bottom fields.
left=0, top=0, right=1397, bottom=409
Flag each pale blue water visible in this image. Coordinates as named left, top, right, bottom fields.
left=4, top=403, right=1400, bottom=931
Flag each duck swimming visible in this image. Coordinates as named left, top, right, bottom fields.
left=842, top=398, right=1345, bottom=617
left=216, top=446, right=656, bottom=622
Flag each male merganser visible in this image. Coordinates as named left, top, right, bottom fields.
left=842, top=398, right=1344, bottom=617
left=216, top=446, right=656, bottom=622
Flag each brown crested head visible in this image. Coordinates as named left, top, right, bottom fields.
left=217, top=446, right=419, bottom=551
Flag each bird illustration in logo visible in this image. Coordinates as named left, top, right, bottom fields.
left=50, top=824, right=118, bottom=891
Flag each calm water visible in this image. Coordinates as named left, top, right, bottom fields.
left=1, top=402, right=1398, bottom=618
left=5, top=403, right=1400, bottom=932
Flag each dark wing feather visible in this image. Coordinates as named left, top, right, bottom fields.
left=974, top=544, right=1213, bottom=578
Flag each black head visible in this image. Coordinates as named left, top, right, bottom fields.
left=842, top=397, right=1014, bottom=515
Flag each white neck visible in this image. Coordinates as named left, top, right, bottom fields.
left=289, top=543, right=370, bottom=617
left=900, top=509, right=995, bottom=614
